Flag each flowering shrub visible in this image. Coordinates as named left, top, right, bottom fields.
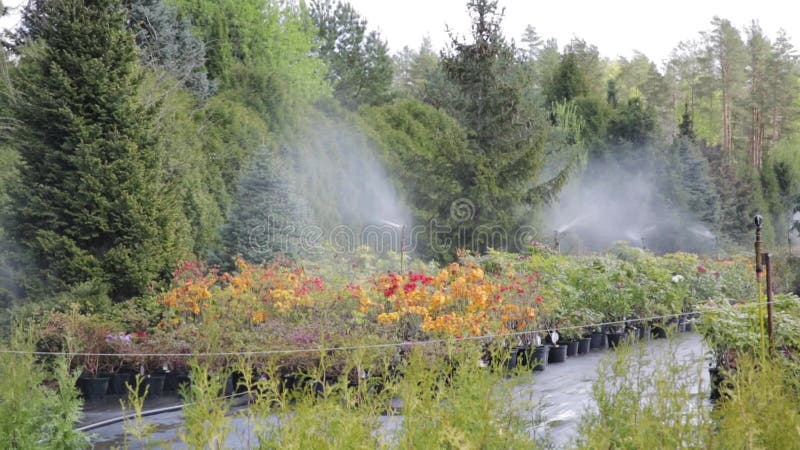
left=362, top=263, right=538, bottom=339
left=159, top=258, right=335, bottom=330
left=37, top=308, right=118, bottom=376
left=31, top=244, right=757, bottom=378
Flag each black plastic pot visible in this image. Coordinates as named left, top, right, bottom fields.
left=565, top=340, right=579, bottom=357
left=163, top=372, right=179, bottom=392
left=677, top=316, right=688, bottom=332
left=651, top=325, right=668, bottom=339
left=548, top=345, right=568, bottom=363
left=505, top=346, right=528, bottom=370
left=606, top=332, right=629, bottom=349
left=642, top=323, right=652, bottom=340
left=504, top=349, right=519, bottom=370
left=590, top=331, right=606, bottom=350
left=140, top=374, right=166, bottom=398
left=578, top=337, right=592, bottom=354
left=531, top=345, right=550, bottom=371
left=78, top=377, right=110, bottom=401
left=109, top=372, right=132, bottom=395
left=223, top=375, right=235, bottom=396
left=709, top=366, right=732, bottom=401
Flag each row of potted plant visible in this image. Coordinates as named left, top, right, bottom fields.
left=31, top=244, right=754, bottom=401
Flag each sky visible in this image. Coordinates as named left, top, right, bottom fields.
left=346, top=0, right=800, bottom=66
left=1, top=0, right=798, bottom=68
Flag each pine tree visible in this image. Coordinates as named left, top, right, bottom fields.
left=703, top=17, right=746, bottom=156
left=679, top=103, right=695, bottom=140
left=9, top=0, right=186, bottom=299
left=310, top=0, right=393, bottom=109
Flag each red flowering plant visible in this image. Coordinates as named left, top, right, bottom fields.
left=360, top=262, right=538, bottom=340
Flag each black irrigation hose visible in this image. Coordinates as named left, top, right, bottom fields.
left=76, top=391, right=249, bottom=433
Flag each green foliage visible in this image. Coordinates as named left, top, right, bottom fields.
left=576, top=342, right=711, bottom=449
left=0, top=329, right=89, bottom=449
left=362, top=98, right=468, bottom=259
left=392, top=37, right=442, bottom=102
left=173, top=0, right=329, bottom=124
left=8, top=0, right=189, bottom=300
left=674, top=138, right=721, bottom=227
left=310, top=0, right=393, bottom=109
left=607, top=97, right=656, bottom=146
left=546, top=51, right=589, bottom=104
left=712, top=356, right=800, bottom=449
left=222, top=144, right=313, bottom=264
left=179, top=360, right=232, bottom=447
left=126, top=0, right=215, bottom=98
left=0, top=144, right=20, bottom=308
left=437, top=0, right=552, bottom=255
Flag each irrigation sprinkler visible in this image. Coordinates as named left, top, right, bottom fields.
left=754, top=215, right=763, bottom=275
left=380, top=220, right=406, bottom=273
left=790, top=210, right=800, bottom=257
left=400, top=225, right=406, bottom=273
left=753, top=214, right=773, bottom=358
left=554, top=230, right=561, bottom=254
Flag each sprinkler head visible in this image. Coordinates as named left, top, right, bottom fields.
left=754, top=215, right=764, bottom=229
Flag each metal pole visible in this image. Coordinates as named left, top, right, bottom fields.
left=764, top=252, right=775, bottom=354
left=755, top=215, right=763, bottom=275
left=400, top=225, right=406, bottom=274
left=554, top=230, right=560, bottom=254
left=754, top=215, right=766, bottom=360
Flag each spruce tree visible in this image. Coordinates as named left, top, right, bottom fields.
left=676, top=138, right=720, bottom=227
left=9, top=0, right=185, bottom=299
left=222, top=145, right=313, bottom=265
left=439, top=0, right=552, bottom=255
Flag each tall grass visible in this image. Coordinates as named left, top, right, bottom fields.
left=8, top=330, right=797, bottom=448
left=711, top=355, right=800, bottom=449
left=129, top=342, right=546, bottom=448
left=0, top=328, right=88, bottom=449
left=575, top=339, right=710, bottom=449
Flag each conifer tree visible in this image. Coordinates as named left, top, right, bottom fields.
left=310, top=0, right=393, bottom=109
left=9, top=0, right=186, bottom=299
left=438, top=0, right=581, bottom=255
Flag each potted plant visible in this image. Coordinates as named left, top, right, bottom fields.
left=546, top=331, right=568, bottom=363
left=603, top=268, right=634, bottom=349
left=554, top=306, right=596, bottom=356
left=130, top=331, right=168, bottom=398
left=105, top=332, right=135, bottom=395
left=528, top=332, right=550, bottom=371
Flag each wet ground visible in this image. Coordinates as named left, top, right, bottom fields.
left=521, top=332, right=709, bottom=448
left=86, top=332, right=709, bottom=449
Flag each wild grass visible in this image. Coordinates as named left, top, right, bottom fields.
left=0, top=328, right=88, bottom=449
left=5, top=325, right=799, bottom=449
left=575, top=338, right=710, bottom=449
